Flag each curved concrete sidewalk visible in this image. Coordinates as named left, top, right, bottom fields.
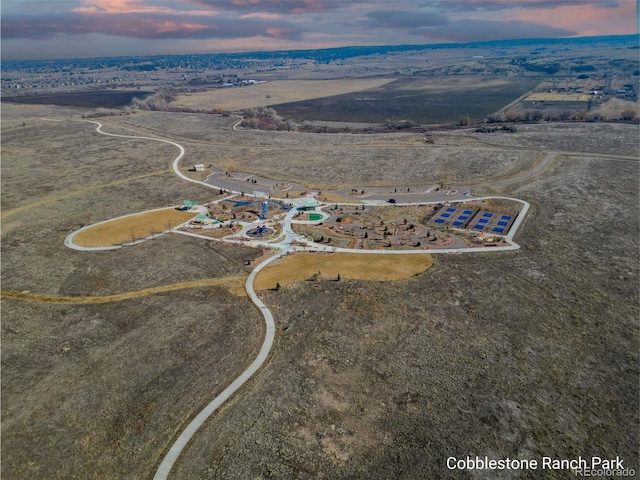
left=153, top=251, right=281, bottom=480
left=64, top=206, right=202, bottom=251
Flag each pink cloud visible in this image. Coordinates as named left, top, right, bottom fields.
left=266, top=27, right=297, bottom=38
left=240, top=12, right=283, bottom=20
left=499, top=2, right=637, bottom=36
left=195, top=0, right=339, bottom=14
left=73, top=0, right=218, bottom=16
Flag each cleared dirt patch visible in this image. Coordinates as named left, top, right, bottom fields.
left=170, top=79, right=395, bottom=111
left=253, top=252, right=433, bottom=290
left=72, top=208, right=196, bottom=247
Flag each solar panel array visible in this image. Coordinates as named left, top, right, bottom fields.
left=430, top=206, right=516, bottom=235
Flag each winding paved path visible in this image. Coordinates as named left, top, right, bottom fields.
left=154, top=251, right=280, bottom=480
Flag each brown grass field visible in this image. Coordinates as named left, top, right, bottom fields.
left=170, top=78, right=395, bottom=111
left=253, top=252, right=433, bottom=290
left=526, top=92, right=592, bottom=102
left=72, top=208, right=196, bottom=247
left=318, top=193, right=362, bottom=204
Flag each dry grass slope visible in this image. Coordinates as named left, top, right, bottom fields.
left=1, top=169, right=171, bottom=218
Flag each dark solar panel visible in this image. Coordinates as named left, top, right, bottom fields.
left=458, top=215, right=469, bottom=220
left=492, top=227, right=504, bottom=233
left=478, top=218, right=488, bottom=224
left=441, top=213, right=451, bottom=218
left=446, top=207, right=456, bottom=212
left=473, top=225, right=484, bottom=230
left=497, top=221, right=508, bottom=226
left=452, top=221, right=463, bottom=226
left=435, top=219, right=445, bottom=224
left=501, top=215, right=511, bottom=220
left=482, top=213, right=493, bottom=218
left=463, top=210, right=473, bottom=214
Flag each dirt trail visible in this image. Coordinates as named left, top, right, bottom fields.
left=1, top=276, right=246, bottom=304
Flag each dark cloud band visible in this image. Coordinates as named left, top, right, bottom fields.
left=1, top=11, right=303, bottom=40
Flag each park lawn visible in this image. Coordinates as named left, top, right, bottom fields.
left=72, top=208, right=196, bottom=247
left=319, top=193, right=362, bottom=204
left=254, top=252, right=433, bottom=290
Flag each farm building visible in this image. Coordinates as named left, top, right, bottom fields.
left=193, top=164, right=205, bottom=172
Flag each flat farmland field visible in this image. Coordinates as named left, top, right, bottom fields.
left=273, top=77, right=541, bottom=123
left=170, top=78, right=395, bottom=111
left=526, top=92, right=592, bottom=102
left=1, top=90, right=152, bottom=108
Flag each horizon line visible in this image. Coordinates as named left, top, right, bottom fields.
left=2, top=33, right=637, bottom=64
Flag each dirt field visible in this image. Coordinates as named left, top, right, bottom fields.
left=273, top=77, right=541, bottom=124
left=253, top=252, right=433, bottom=290
left=170, top=78, right=395, bottom=111
left=71, top=208, right=196, bottom=247
left=2, top=90, right=152, bottom=108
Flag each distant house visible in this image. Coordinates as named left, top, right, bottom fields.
left=193, top=164, right=205, bottom=172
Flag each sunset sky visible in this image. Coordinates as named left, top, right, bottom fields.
left=1, top=0, right=638, bottom=60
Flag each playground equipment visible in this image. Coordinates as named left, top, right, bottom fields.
left=248, top=224, right=271, bottom=238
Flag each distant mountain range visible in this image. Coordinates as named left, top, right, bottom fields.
left=2, top=34, right=637, bottom=71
